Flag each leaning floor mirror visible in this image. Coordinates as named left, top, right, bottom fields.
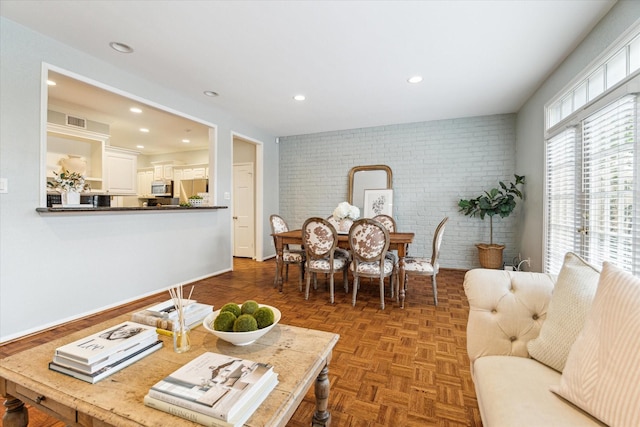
left=348, top=165, right=392, bottom=217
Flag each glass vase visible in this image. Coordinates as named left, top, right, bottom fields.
left=173, top=321, right=191, bottom=353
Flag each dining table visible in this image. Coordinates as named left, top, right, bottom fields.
left=272, top=229, right=415, bottom=308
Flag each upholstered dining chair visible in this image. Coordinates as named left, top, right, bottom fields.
left=326, top=215, right=352, bottom=262
left=349, top=218, right=396, bottom=310
left=302, top=217, right=349, bottom=304
left=402, top=217, right=449, bottom=306
left=269, top=214, right=305, bottom=291
left=373, top=214, right=397, bottom=266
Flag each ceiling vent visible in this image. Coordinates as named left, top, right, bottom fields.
left=66, top=115, right=87, bottom=129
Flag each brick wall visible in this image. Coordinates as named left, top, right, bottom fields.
left=279, top=114, right=520, bottom=270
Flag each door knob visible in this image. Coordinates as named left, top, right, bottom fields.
left=233, top=216, right=238, bottom=219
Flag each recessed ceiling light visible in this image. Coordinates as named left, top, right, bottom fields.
left=407, top=75, right=423, bottom=84
left=136, top=145, right=144, bottom=149
left=130, top=107, right=142, bottom=113
left=182, top=139, right=190, bottom=143
left=293, top=94, right=306, bottom=101
left=204, top=90, right=219, bottom=97
left=47, top=80, right=57, bottom=86
left=139, top=128, right=149, bottom=133
left=109, top=41, right=134, bottom=53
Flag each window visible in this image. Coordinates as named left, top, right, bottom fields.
left=545, top=95, right=639, bottom=274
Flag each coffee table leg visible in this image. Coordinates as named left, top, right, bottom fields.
left=312, top=364, right=331, bottom=426
left=3, top=395, right=28, bottom=427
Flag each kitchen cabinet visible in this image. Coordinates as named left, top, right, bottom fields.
left=47, top=124, right=107, bottom=192
left=105, top=147, right=139, bottom=194
left=137, top=169, right=154, bottom=196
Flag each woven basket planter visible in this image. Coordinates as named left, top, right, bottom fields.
left=476, top=243, right=505, bottom=269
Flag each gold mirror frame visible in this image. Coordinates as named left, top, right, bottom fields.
left=348, top=165, right=393, bottom=208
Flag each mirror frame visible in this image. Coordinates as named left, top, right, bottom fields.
left=348, top=165, right=393, bottom=207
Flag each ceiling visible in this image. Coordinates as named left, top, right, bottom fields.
left=1, top=0, right=617, bottom=143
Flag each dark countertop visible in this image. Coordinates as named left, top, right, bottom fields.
left=36, top=205, right=228, bottom=214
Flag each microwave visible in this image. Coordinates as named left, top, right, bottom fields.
left=151, top=181, right=173, bottom=196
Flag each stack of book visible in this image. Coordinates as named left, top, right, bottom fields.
left=49, top=321, right=162, bottom=383
left=132, top=299, right=213, bottom=333
left=144, top=352, right=278, bottom=427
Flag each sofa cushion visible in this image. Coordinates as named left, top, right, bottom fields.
left=552, top=262, right=640, bottom=426
left=527, top=252, right=600, bottom=372
left=473, top=355, right=605, bottom=427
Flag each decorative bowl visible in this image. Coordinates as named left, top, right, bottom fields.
left=202, top=304, right=281, bottom=346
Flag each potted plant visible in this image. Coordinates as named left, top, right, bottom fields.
left=458, top=175, right=525, bottom=268
left=188, top=194, right=203, bottom=207
left=47, top=169, right=90, bottom=206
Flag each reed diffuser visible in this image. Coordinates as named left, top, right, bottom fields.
left=169, top=285, right=193, bottom=353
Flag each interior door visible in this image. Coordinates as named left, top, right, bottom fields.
left=233, top=163, right=255, bottom=258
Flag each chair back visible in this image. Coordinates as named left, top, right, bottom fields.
left=270, top=214, right=289, bottom=234
left=326, top=215, right=353, bottom=234
left=349, top=218, right=390, bottom=263
left=302, top=217, right=338, bottom=260
left=372, top=214, right=396, bottom=232
left=431, top=217, right=449, bottom=266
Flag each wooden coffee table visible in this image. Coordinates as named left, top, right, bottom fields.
left=0, top=313, right=339, bottom=427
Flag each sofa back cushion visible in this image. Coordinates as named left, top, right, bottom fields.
left=527, top=252, right=600, bottom=372
left=464, top=269, right=555, bottom=365
left=552, top=262, right=640, bottom=426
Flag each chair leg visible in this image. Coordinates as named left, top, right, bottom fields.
left=329, top=271, right=335, bottom=304
left=298, top=263, right=304, bottom=292
left=305, top=269, right=312, bottom=300
left=343, top=267, right=349, bottom=293
left=432, top=275, right=438, bottom=306
left=273, top=258, right=281, bottom=288
left=352, top=277, right=360, bottom=306
left=379, top=277, right=385, bottom=310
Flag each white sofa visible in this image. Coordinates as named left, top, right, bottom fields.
left=463, top=268, right=607, bottom=426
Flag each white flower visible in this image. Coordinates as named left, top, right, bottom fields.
left=48, top=169, right=90, bottom=193
left=333, top=202, right=360, bottom=220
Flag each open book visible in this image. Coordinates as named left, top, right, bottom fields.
left=147, top=352, right=277, bottom=424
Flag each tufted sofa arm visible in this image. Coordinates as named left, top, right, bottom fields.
left=464, top=269, right=556, bottom=366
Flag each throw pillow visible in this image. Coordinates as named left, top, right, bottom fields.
left=527, top=252, right=600, bottom=372
left=552, top=262, right=640, bottom=426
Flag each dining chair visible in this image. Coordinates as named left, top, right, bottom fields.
left=326, top=215, right=353, bottom=262
left=401, top=217, right=449, bottom=306
left=269, top=214, right=305, bottom=291
left=349, top=218, right=396, bottom=310
left=373, top=214, right=398, bottom=265
left=302, top=217, right=349, bottom=304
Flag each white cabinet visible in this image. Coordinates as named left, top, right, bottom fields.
left=47, top=124, right=107, bottom=192
left=137, top=169, right=154, bottom=196
left=105, top=147, right=138, bottom=194
left=173, top=168, right=183, bottom=198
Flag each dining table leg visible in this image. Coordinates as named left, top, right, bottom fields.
left=397, top=243, right=408, bottom=308
left=274, top=237, right=286, bottom=292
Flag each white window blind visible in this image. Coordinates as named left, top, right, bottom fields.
left=545, top=95, right=639, bottom=275
left=545, top=128, right=579, bottom=274
left=581, top=95, right=637, bottom=272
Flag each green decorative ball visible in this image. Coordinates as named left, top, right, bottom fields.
left=220, top=303, right=241, bottom=318
left=213, top=311, right=236, bottom=332
left=241, top=300, right=260, bottom=315
left=253, top=307, right=275, bottom=329
left=233, top=314, right=258, bottom=332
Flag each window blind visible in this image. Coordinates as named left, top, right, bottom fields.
left=545, top=95, right=639, bottom=275
left=545, top=128, right=579, bottom=274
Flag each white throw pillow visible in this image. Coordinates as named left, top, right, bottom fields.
left=552, top=262, right=640, bottom=426
left=527, top=252, right=600, bottom=372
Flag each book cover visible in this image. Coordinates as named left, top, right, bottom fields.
left=52, top=334, right=159, bottom=374
left=54, top=321, right=157, bottom=365
left=49, top=340, right=163, bottom=383
left=144, top=374, right=278, bottom=427
left=143, top=299, right=197, bottom=318
left=133, top=303, right=213, bottom=331
left=149, top=352, right=277, bottom=422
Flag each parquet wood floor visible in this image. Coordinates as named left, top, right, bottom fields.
left=0, top=258, right=482, bottom=427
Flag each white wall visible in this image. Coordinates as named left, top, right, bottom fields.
left=0, top=18, right=280, bottom=342
left=279, top=115, right=519, bottom=270
left=515, top=1, right=640, bottom=271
